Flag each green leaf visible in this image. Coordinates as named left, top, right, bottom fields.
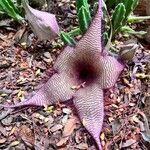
left=120, top=0, right=134, bottom=19
left=68, top=27, right=81, bottom=37
left=128, top=15, right=150, bottom=23
left=132, top=0, right=139, bottom=11
left=121, top=0, right=139, bottom=19
left=78, top=6, right=91, bottom=33
left=60, top=31, right=76, bottom=46
left=120, top=26, right=146, bottom=37
left=7, top=0, right=20, bottom=14
left=76, top=0, right=90, bottom=13
left=112, top=3, right=126, bottom=32
left=0, top=4, right=4, bottom=11
left=0, top=0, right=23, bottom=21
left=114, top=0, right=139, bottom=27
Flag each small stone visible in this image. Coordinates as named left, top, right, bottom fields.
left=62, top=108, right=72, bottom=114
left=61, top=115, right=68, bottom=125
left=0, top=88, right=12, bottom=94
left=50, top=124, right=63, bottom=132
left=43, top=52, right=51, bottom=59
left=0, top=138, right=6, bottom=144
left=10, top=141, right=20, bottom=147
left=44, top=117, right=49, bottom=123
left=1, top=116, right=13, bottom=126
left=36, top=62, right=46, bottom=70
left=39, top=115, right=45, bottom=120
left=43, top=57, right=53, bottom=64
left=0, top=60, right=11, bottom=69
left=62, top=0, right=70, bottom=3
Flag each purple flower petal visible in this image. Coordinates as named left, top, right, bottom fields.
left=75, top=0, right=102, bottom=54
left=73, top=84, right=104, bottom=150
left=98, top=56, right=124, bottom=89
left=0, top=87, right=50, bottom=108
left=45, top=72, right=75, bottom=101
left=54, top=46, right=75, bottom=73
left=0, top=73, right=75, bottom=108
left=22, top=0, right=59, bottom=41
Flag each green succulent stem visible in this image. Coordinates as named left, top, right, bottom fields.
left=120, top=26, right=147, bottom=37
left=59, top=31, right=76, bottom=46
left=68, top=27, right=81, bottom=37
left=0, top=0, right=23, bottom=22
left=128, top=15, right=150, bottom=23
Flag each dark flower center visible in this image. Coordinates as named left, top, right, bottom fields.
left=74, top=60, right=100, bottom=85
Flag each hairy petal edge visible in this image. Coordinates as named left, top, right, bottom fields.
left=98, top=56, right=124, bottom=89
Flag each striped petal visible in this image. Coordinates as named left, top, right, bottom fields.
left=53, top=46, right=75, bottom=73
left=98, top=56, right=124, bottom=89
left=0, top=73, right=75, bottom=108
left=75, top=0, right=102, bottom=54
left=73, top=84, right=104, bottom=150
left=44, top=72, right=75, bottom=102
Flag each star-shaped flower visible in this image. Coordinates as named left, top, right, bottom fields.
left=1, top=1, right=124, bottom=149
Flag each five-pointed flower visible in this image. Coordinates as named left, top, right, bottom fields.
left=0, top=0, right=124, bottom=149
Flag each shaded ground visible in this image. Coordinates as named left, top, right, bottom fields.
left=0, top=0, right=150, bottom=150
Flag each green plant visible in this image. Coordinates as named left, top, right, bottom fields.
left=107, top=0, right=150, bottom=37
left=60, top=31, right=76, bottom=45
left=61, top=0, right=147, bottom=46
left=112, top=3, right=126, bottom=35
left=60, top=0, right=92, bottom=45
left=76, top=0, right=91, bottom=33
left=0, top=0, right=23, bottom=22
left=111, top=0, right=139, bottom=36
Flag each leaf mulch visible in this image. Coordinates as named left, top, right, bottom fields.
left=0, top=0, right=150, bottom=150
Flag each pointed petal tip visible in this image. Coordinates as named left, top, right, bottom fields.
left=75, top=0, right=102, bottom=54
left=98, top=0, right=102, bottom=11
left=0, top=88, right=50, bottom=108
left=0, top=72, right=75, bottom=109
left=95, top=136, right=103, bottom=150
left=73, top=84, right=104, bottom=150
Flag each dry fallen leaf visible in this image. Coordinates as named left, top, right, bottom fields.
left=0, top=138, right=6, bottom=144
left=10, top=141, right=20, bottom=147
left=56, top=137, right=69, bottom=147
left=19, top=125, right=35, bottom=145
left=63, top=116, right=77, bottom=137
left=75, top=143, right=88, bottom=149
left=100, top=132, right=105, bottom=141
left=50, top=124, right=63, bottom=132
left=121, top=139, right=137, bottom=148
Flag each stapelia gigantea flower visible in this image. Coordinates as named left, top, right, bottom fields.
left=22, top=0, right=59, bottom=41
left=1, top=0, right=124, bottom=149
